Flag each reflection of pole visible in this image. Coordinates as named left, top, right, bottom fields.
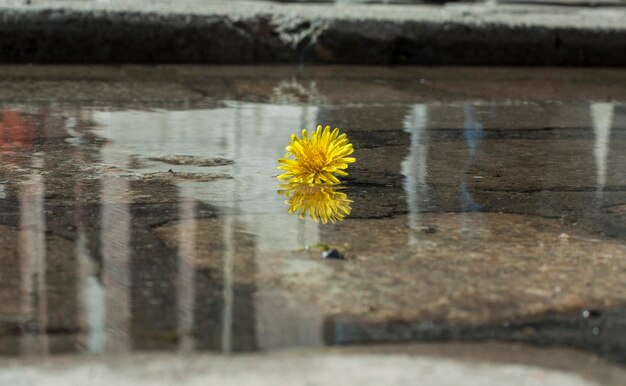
left=18, top=158, right=47, bottom=355
left=100, top=122, right=131, bottom=353
left=460, top=105, right=483, bottom=214
left=221, top=215, right=234, bottom=353
left=177, top=187, right=197, bottom=353
left=71, top=113, right=106, bottom=354
left=76, top=230, right=105, bottom=353
left=591, top=103, right=614, bottom=198
left=401, top=105, right=428, bottom=243
left=220, top=104, right=242, bottom=354
left=19, top=157, right=48, bottom=355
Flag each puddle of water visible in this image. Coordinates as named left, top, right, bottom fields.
left=0, top=67, right=626, bottom=362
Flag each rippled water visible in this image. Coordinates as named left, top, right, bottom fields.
left=0, top=66, right=625, bottom=358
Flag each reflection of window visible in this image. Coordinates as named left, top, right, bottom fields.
left=0, top=110, right=34, bottom=152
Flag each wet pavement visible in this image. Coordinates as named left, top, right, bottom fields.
left=0, top=66, right=626, bottom=369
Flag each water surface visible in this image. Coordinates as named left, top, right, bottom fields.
left=0, top=66, right=625, bottom=360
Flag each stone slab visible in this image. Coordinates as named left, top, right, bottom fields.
left=0, top=1, right=624, bottom=64
left=2, top=344, right=626, bottom=386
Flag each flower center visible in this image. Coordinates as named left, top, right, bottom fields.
left=303, top=148, right=327, bottom=172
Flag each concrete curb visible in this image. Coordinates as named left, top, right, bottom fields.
left=0, top=1, right=625, bottom=65
left=1, top=349, right=623, bottom=386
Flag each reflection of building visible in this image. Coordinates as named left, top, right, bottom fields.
left=0, top=109, right=62, bottom=355
left=2, top=100, right=624, bottom=356
left=89, top=103, right=325, bottom=351
left=399, top=102, right=623, bottom=237
left=0, top=109, right=34, bottom=153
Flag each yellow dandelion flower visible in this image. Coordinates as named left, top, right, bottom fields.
left=278, top=182, right=352, bottom=224
left=277, top=125, right=356, bottom=184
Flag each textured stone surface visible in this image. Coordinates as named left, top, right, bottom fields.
left=0, top=348, right=617, bottom=386
left=153, top=213, right=626, bottom=323
left=0, top=1, right=624, bottom=64
left=0, top=66, right=625, bottom=104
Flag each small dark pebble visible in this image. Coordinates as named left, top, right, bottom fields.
left=322, top=249, right=344, bottom=260
left=168, top=169, right=174, bottom=174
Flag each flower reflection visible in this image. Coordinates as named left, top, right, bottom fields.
left=278, top=182, right=352, bottom=224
